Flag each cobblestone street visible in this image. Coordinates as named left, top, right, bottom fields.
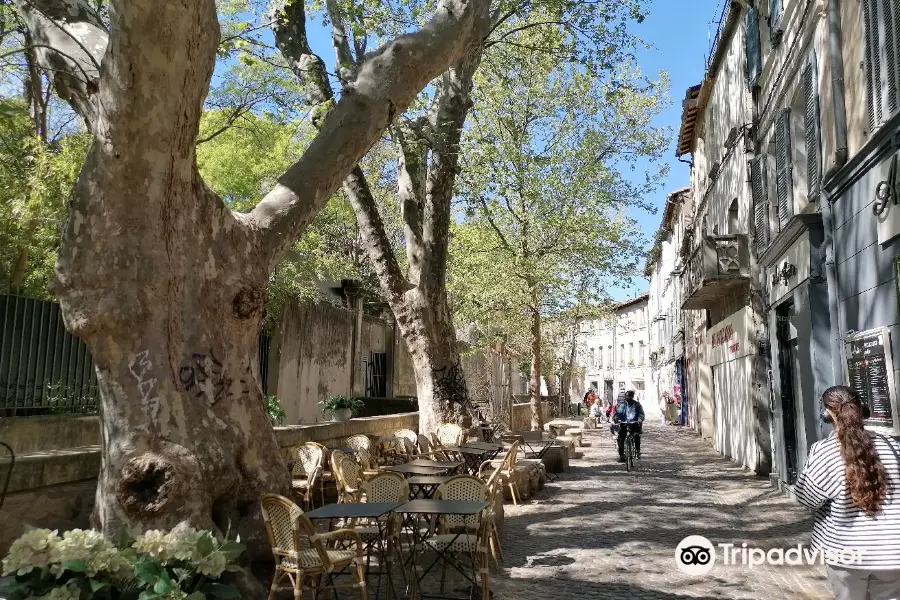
left=490, top=423, right=832, bottom=600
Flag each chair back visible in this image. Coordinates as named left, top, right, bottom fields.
left=435, top=474, right=487, bottom=530
left=260, top=493, right=333, bottom=568
left=361, top=472, right=410, bottom=503
left=435, top=423, right=464, bottom=447
left=355, top=447, right=375, bottom=471
left=289, top=443, right=324, bottom=480
left=332, top=450, right=362, bottom=502
left=345, top=434, right=373, bottom=453
left=394, top=429, right=418, bottom=458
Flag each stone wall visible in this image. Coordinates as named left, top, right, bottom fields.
left=271, top=302, right=416, bottom=424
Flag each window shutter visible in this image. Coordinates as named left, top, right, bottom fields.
left=774, top=108, right=794, bottom=230
left=749, top=156, right=769, bottom=252
left=745, top=7, right=762, bottom=88
left=803, top=55, right=821, bottom=200
left=861, top=0, right=900, bottom=131
left=769, top=0, right=784, bottom=44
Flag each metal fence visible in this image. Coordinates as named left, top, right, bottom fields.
left=1, top=294, right=272, bottom=417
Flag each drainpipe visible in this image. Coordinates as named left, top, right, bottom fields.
left=824, top=0, right=847, bottom=383
left=827, top=0, right=848, bottom=170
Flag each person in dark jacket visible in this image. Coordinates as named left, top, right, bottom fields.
left=613, top=390, right=645, bottom=462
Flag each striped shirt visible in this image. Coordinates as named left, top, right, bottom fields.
left=793, top=432, right=900, bottom=568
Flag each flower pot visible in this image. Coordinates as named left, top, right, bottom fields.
left=333, top=408, right=353, bottom=422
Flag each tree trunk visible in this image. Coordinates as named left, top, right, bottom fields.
left=8, top=247, right=28, bottom=294
left=395, top=288, right=473, bottom=435
left=529, top=307, right=543, bottom=431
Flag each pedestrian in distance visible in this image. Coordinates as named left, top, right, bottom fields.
left=793, top=385, right=900, bottom=600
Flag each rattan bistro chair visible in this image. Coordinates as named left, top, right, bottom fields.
left=478, top=441, right=521, bottom=505
left=431, top=475, right=490, bottom=594
left=260, top=494, right=366, bottom=600
left=435, top=423, right=465, bottom=447
left=332, top=450, right=363, bottom=503
left=393, top=428, right=419, bottom=460
left=289, top=443, right=324, bottom=510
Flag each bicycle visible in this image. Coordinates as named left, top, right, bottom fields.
left=619, top=421, right=640, bottom=472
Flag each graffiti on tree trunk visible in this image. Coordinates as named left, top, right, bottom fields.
left=178, top=349, right=250, bottom=406
left=433, top=360, right=475, bottom=413
left=128, top=350, right=160, bottom=420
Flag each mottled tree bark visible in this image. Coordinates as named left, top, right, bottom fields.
left=14, top=0, right=491, bottom=559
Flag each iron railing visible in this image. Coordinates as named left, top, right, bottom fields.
left=1, top=294, right=272, bottom=416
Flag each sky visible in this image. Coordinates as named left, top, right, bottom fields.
left=603, top=0, right=724, bottom=301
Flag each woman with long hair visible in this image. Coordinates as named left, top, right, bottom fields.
left=793, top=385, right=900, bottom=599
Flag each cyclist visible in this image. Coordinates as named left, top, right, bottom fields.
left=613, top=390, right=645, bottom=463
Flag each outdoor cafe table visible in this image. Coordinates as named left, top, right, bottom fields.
left=305, top=501, right=403, bottom=600
left=441, top=445, right=503, bottom=475
left=406, top=476, right=453, bottom=499
left=385, top=464, right=454, bottom=478
left=396, top=500, right=490, bottom=600
left=406, top=459, right=464, bottom=474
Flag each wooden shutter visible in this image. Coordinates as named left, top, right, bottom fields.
left=769, top=0, right=784, bottom=43
left=749, top=156, right=769, bottom=252
left=803, top=55, right=821, bottom=200
left=774, top=108, right=794, bottom=230
left=861, top=0, right=900, bottom=131
left=745, top=7, right=762, bottom=88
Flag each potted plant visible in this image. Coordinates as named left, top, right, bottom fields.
left=323, top=396, right=362, bottom=421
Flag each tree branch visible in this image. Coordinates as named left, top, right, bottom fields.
left=421, top=53, right=480, bottom=289
left=12, top=0, right=105, bottom=130
left=324, top=0, right=357, bottom=84
left=342, top=166, right=412, bottom=301
left=249, top=0, right=491, bottom=269
left=395, top=126, right=427, bottom=284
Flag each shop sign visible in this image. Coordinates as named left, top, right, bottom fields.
left=843, top=327, right=899, bottom=432
left=873, top=153, right=900, bottom=244
left=705, top=307, right=754, bottom=365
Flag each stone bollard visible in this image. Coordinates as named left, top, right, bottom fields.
left=565, top=429, right=583, bottom=447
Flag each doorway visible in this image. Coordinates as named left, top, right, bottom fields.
left=776, top=302, right=800, bottom=484
left=604, top=380, right=613, bottom=403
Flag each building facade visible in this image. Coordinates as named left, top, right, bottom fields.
left=647, top=189, right=692, bottom=425
left=675, top=0, right=773, bottom=475
left=577, top=293, right=659, bottom=418
left=669, top=0, right=900, bottom=483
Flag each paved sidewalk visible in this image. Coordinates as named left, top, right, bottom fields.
left=491, top=423, right=832, bottom=600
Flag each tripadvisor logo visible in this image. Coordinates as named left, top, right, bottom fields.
left=675, top=536, right=865, bottom=575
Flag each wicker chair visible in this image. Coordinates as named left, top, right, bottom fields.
left=332, top=450, right=363, bottom=503
left=420, top=435, right=449, bottom=461
left=260, top=494, right=366, bottom=600
left=354, top=447, right=382, bottom=479
left=481, top=464, right=505, bottom=567
left=393, top=429, right=418, bottom=460
left=358, top=473, right=409, bottom=545
left=478, top=441, right=521, bottom=505
left=289, top=443, right=324, bottom=510
left=345, top=434, right=373, bottom=453
left=431, top=475, right=489, bottom=594
left=435, top=423, right=465, bottom=447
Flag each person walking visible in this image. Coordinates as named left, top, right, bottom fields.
left=793, top=385, right=900, bottom=600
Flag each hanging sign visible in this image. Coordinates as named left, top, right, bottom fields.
left=705, top=307, right=754, bottom=365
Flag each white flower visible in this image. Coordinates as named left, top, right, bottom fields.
left=196, top=551, right=227, bottom=578
left=2, top=529, right=59, bottom=576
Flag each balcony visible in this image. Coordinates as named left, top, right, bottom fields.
left=681, top=233, right=750, bottom=310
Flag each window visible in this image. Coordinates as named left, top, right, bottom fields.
left=803, top=53, right=822, bottom=199
left=749, top=155, right=769, bottom=251
left=607, top=346, right=612, bottom=369
left=619, top=344, right=625, bottom=367
left=745, top=6, right=762, bottom=88
left=862, top=0, right=900, bottom=133
left=628, top=343, right=634, bottom=364
left=365, top=352, right=387, bottom=397
left=774, top=108, right=794, bottom=230
left=728, top=199, right=739, bottom=234
left=639, top=341, right=646, bottom=366
left=769, top=0, right=784, bottom=44
left=590, top=348, right=596, bottom=368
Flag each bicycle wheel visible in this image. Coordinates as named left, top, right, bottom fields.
left=624, top=435, right=634, bottom=472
